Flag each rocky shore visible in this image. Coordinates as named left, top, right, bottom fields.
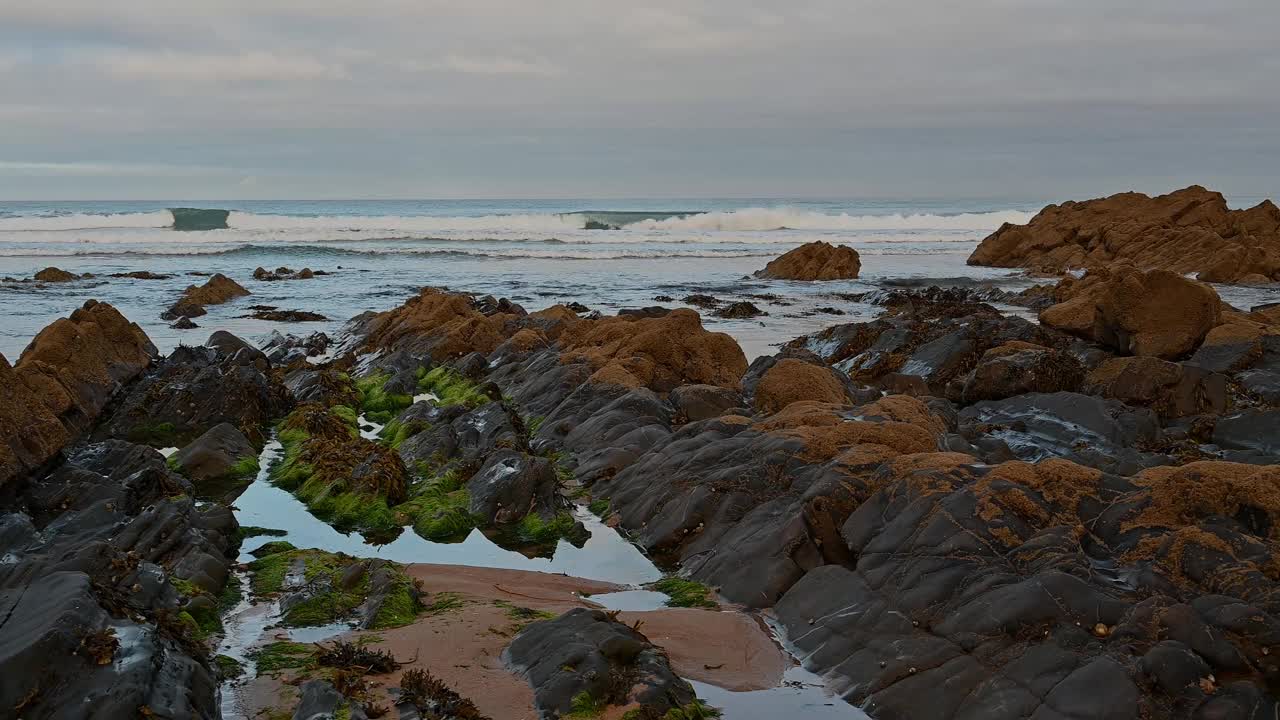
left=2, top=194, right=1279, bottom=719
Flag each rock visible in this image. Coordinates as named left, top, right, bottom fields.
left=682, top=294, right=721, bottom=309
left=162, top=273, right=250, bottom=319
left=1212, top=409, right=1280, bottom=463
left=712, top=301, right=766, bottom=319
left=1040, top=267, right=1221, bottom=359
left=291, top=680, right=370, bottom=720
left=170, top=316, right=199, bottom=329
left=1189, top=316, right=1280, bottom=372
left=753, top=357, right=851, bottom=414
left=353, top=288, right=522, bottom=361
left=558, top=309, right=747, bottom=392
left=1083, top=356, right=1227, bottom=418
left=33, top=266, right=81, bottom=282
left=669, top=384, right=744, bottom=422
left=960, top=342, right=1085, bottom=403
left=254, top=266, right=324, bottom=282
left=506, top=608, right=696, bottom=719
left=789, top=288, right=1070, bottom=394
left=755, top=241, right=861, bottom=280
left=169, top=422, right=257, bottom=495
left=246, top=309, right=328, bottom=322
left=261, top=331, right=331, bottom=365
left=465, top=450, right=568, bottom=526
left=96, top=342, right=288, bottom=447
left=110, top=271, right=171, bottom=280
left=968, top=185, right=1280, bottom=282
left=0, top=440, right=237, bottom=719
left=1, top=300, right=155, bottom=486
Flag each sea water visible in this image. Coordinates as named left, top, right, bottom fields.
left=0, top=198, right=1057, bottom=359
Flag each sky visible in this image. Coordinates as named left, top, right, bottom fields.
left=0, top=1, right=1277, bottom=201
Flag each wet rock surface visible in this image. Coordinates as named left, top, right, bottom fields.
left=506, top=607, right=696, bottom=719
left=0, top=441, right=236, bottom=719
left=3, top=264, right=1279, bottom=720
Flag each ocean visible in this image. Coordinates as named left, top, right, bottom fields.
left=0, top=197, right=1099, bottom=360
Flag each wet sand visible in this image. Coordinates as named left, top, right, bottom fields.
left=232, top=562, right=788, bottom=719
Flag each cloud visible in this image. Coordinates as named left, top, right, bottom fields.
left=0, top=0, right=1275, bottom=198
left=403, top=54, right=562, bottom=76
left=92, top=49, right=348, bottom=82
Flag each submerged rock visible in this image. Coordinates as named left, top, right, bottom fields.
left=32, top=266, right=81, bottom=282
left=755, top=240, right=861, bottom=280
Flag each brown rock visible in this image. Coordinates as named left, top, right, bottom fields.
left=162, top=273, right=250, bottom=319
left=560, top=309, right=747, bottom=392
left=33, top=267, right=80, bottom=282
left=1039, top=267, right=1221, bottom=359
left=361, top=288, right=515, bottom=360
left=754, top=358, right=848, bottom=414
left=755, top=241, right=861, bottom=281
left=0, top=301, right=154, bottom=486
left=182, top=273, right=250, bottom=306
left=968, top=185, right=1280, bottom=282
left=1083, top=356, right=1226, bottom=418
left=756, top=398, right=942, bottom=462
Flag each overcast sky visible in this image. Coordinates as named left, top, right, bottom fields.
left=1, top=1, right=1277, bottom=201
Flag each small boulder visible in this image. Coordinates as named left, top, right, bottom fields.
left=669, top=384, right=745, bottom=422
left=755, top=241, right=861, bottom=280
left=960, top=342, right=1084, bottom=403
left=170, top=423, right=257, bottom=487
left=754, top=358, right=850, bottom=414
left=1041, top=267, right=1221, bottom=359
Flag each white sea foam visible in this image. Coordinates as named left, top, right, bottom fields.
left=0, top=207, right=1031, bottom=235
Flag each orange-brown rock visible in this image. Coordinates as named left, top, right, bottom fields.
left=1, top=300, right=154, bottom=486
left=756, top=398, right=942, bottom=462
left=1129, top=462, right=1280, bottom=539
left=755, top=241, right=861, bottom=281
left=1083, top=356, right=1226, bottom=418
left=1039, top=267, right=1221, bottom=359
left=560, top=309, right=747, bottom=392
left=753, top=358, right=848, bottom=414
left=360, top=288, right=517, bottom=360
left=968, top=185, right=1280, bottom=282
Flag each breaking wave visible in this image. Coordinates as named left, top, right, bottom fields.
left=0, top=206, right=1032, bottom=236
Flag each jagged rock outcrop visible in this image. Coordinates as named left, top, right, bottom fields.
left=95, top=334, right=288, bottom=448
left=968, top=185, right=1280, bottom=282
left=161, top=273, right=250, bottom=319
left=0, top=300, right=154, bottom=486
left=755, top=241, right=861, bottom=280
left=774, top=458, right=1280, bottom=720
